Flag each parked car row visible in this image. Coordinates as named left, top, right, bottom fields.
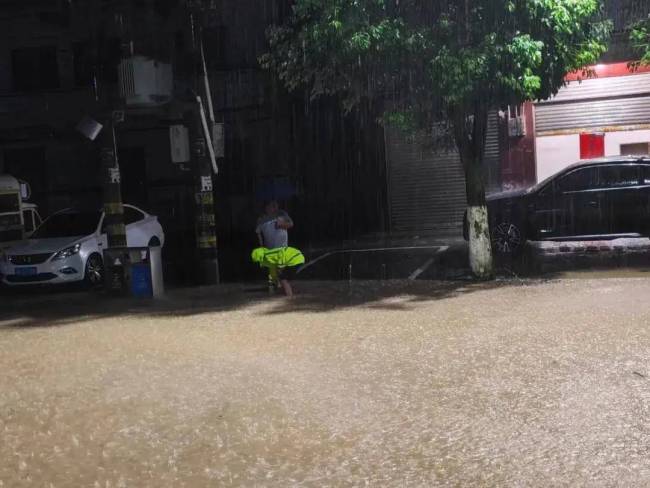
left=466, top=156, right=650, bottom=254
left=4, top=156, right=644, bottom=287
left=0, top=204, right=164, bottom=287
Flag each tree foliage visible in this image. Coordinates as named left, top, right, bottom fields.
left=261, top=0, right=610, bottom=127
left=631, top=15, right=650, bottom=65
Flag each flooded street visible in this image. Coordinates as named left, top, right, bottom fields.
left=2, top=277, right=650, bottom=486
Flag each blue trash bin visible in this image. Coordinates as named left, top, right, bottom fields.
left=131, top=262, right=153, bottom=298
left=105, top=247, right=161, bottom=298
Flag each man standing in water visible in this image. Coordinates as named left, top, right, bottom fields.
left=255, top=200, right=295, bottom=296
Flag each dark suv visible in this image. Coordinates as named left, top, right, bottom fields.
left=471, top=156, right=650, bottom=254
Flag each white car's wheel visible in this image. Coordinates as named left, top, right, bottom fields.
left=84, top=253, right=104, bottom=288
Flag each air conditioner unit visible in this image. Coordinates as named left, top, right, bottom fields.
left=118, top=56, right=173, bottom=107
left=508, top=115, right=526, bottom=137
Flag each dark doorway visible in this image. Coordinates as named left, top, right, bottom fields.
left=118, top=147, right=148, bottom=208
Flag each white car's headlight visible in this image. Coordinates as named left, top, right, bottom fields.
left=52, top=243, right=81, bottom=261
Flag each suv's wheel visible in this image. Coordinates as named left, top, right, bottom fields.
left=148, top=236, right=161, bottom=247
left=84, top=253, right=104, bottom=288
left=493, top=222, right=523, bottom=255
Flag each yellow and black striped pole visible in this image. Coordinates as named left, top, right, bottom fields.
left=189, top=107, right=219, bottom=284
left=100, top=120, right=126, bottom=248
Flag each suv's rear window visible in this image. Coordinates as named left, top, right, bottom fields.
left=597, top=165, right=639, bottom=188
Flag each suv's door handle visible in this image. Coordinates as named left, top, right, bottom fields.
left=587, top=200, right=598, bottom=208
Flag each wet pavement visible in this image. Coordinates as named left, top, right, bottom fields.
left=296, top=237, right=650, bottom=281
left=2, top=277, right=650, bottom=486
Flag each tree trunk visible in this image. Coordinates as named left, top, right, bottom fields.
left=463, top=153, right=494, bottom=280
left=451, top=104, right=494, bottom=280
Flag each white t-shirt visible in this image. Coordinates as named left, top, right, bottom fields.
left=256, top=211, right=292, bottom=249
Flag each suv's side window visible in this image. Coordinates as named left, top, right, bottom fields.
left=597, top=165, right=639, bottom=189
left=557, top=167, right=598, bottom=193
left=124, top=206, right=144, bottom=225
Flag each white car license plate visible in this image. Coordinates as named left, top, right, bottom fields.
left=15, top=267, right=37, bottom=276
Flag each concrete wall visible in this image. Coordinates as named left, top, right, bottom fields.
left=536, top=134, right=581, bottom=181
left=536, top=129, right=650, bottom=181
left=605, top=129, right=650, bottom=155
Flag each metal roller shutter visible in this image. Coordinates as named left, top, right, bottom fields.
left=535, top=73, right=650, bottom=134
left=539, top=72, right=650, bottom=104
left=536, top=95, right=650, bottom=133
left=385, top=111, right=500, bottom=237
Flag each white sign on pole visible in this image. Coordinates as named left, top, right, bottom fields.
left=108, top=167, right=121, bottom=184
left=201, top=176, right=213, bottom=192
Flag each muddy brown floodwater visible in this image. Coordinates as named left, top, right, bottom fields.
left=2, top=278, right=650, bottom=487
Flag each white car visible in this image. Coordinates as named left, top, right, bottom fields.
left=0, top=205, right=164, bottom=286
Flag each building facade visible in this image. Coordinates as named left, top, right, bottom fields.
left=0, top=0, right=390, bottom=282
left=524, top=0, right=650, bottom=185
left=2, top=0, right=647, bottom=278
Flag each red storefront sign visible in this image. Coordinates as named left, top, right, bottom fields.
left=580, top=133, right=605, bottom=160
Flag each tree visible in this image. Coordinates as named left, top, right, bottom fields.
left=261, top=0, right=610, bottom=279
left=631, top=15, right=650, bottom=65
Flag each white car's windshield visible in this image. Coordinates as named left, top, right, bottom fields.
left=31, top=211, right=101, bottom=239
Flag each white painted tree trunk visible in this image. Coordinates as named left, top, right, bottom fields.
left=467, top=205, right=494, bottom=279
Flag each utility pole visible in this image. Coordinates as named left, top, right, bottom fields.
left=100, top=117, right=127, bottom=248
left=188, top=106, right=219, bottom=284
left=100, top=0, right=127, bottom=250
left=77, top=0, right=126, bottom=250
left=188, top=1, right=220, bottom=284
